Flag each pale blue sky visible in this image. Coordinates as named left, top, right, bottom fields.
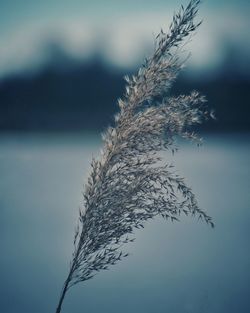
left=0, top=0, right=249, bottom=31
left=0, top=0, right=249, bottom=77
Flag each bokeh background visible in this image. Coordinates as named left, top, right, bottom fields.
left=0, top=0, right=249, bottom=312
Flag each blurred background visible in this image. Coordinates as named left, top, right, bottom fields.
left=0, top=0, right=249, bottom=312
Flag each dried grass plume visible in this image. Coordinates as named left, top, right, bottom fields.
left=55, top=1, right=214, bottom=312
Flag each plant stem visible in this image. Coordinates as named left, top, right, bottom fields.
left=55, top=263, right=76, bottom=313
left=55, top=236, right=83, bottom=313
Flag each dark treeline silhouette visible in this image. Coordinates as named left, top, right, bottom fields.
left=0, top=57, right=249, bottom=132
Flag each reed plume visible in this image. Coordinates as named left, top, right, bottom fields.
left=55, top=1, right=214, bottom=312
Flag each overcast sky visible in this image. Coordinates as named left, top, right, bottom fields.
left=0, top=0, right=249, bottom=78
